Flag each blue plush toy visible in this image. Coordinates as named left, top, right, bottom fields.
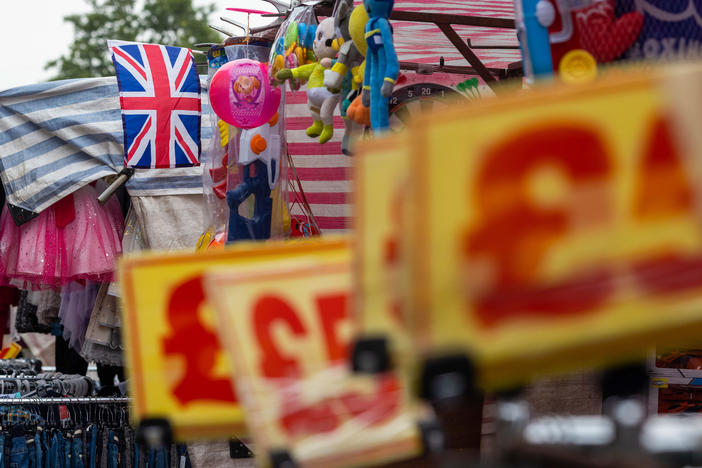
left=361, top=0, right=399, bottom=132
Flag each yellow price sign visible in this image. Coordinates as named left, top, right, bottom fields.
left=206, top=248, right=421, bottom=467
left=406, top=68, right=702, bottom=388
left=118, top=237, right=348, bottom=439
left=353, top=136, right=413, bottom=357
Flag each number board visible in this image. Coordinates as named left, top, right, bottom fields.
left=406, top=67, right=702, bottom=388
left=118, top=237, right=348, bottom=439
left=206, top=250, right=422, bottom=467
left=353, top=136, right=414, bottom=361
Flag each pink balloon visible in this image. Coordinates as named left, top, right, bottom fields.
left=209, top=59, right=281, bottom=129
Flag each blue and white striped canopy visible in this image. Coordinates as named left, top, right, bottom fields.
left=0, top=77, right=212, bottom=222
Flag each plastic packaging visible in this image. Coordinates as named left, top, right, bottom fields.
left=199, top=44, right=233, bottom=250
left=269, top=5, right=319, bottom=90
left=201, top=39, right=290, bottom=249
left=221, top=42, right=289, bottom=243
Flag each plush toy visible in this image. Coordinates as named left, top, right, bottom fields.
left=362, top=0, right=399, bottom=132
left=346, top=93, right=371, bottom=128
left=271, top=14, right=318, bottom=88
left=276, top=18, right=341, bottom=144
left=323, top=0, right=367, bottom=155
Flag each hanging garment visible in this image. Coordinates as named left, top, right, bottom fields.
left=0, top=182, right=124, bottom=289
left=15, top=291, right=51, bottom=334
left=59, top=282, right=101, bottom=353
left=36, top=289, right=61, bottom=327
left=80, top=284, right=123, bottom=367
left=0, top=286, right=19, bottom=336
left=130, top=195, right=204, bottom=251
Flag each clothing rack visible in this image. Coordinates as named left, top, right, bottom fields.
left=41, top=366, right=98, bottom=373
left=0, top=397, right=129, bottom=404
left=0, top=360, right=41, bottom=370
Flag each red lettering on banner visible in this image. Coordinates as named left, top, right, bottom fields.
left=634, top=116, right=692, bottom=219
left=254, top=295, right=307, bottom=379
left=163, top=277, right=236, bottom=405
left=316, top=293, right=349, bottom=363
left=250, top=292, right=401, bottom=438
left=466, top=124, right=615, bottom=326
left=280, top=375, right=402, bottom=438
left=338, top=375, right=401, bottom=426
left=632, top=255, right=702, bottom=294
left=280, top=395, right=340, bottom=437
left=630, top=117, right=702, bottom=294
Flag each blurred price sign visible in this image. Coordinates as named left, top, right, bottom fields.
left=118, top=237, right=348, bottom=439
left=207, top=249, right=422, bottom=467
left=354, top=136, right=413, bottom=357
left=407, top=68, right=702, bottom=389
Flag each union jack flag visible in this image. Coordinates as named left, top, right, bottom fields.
left=109, top=41, right=201, bottom=169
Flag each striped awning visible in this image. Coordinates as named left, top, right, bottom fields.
left=392, top=0, right=520, bottom=69
left=0, top=78, right=211, bottom=221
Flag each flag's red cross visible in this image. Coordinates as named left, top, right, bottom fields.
left=114, top=44, right=200, bottom=167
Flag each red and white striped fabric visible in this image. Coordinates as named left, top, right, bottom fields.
left=286, top=90, right=349, bottom=235
left=393, top=0, right=520, bottom=69
left=287, top=1, right=519, bottom=234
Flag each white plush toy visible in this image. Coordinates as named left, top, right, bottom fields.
left=276, top=18, right=341, bottom=144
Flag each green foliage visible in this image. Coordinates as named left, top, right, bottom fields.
left=140, top=0, right=217, bottom=47
left=46, top=0, right=220, bottom=80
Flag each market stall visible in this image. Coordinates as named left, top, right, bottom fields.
left=2, top=0, right=702, bottom=467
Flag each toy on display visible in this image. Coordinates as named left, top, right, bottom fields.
left=209, top=59, right=281, bottom=129
left=323, top=0, right=368, bottom=154
left=276, top=18, right=342, bottom=144
left=343, top=3, right=372, bottom=129
left=226, top=111, right=283, bottom=242
left=362, top=0, right=399, bottom=131
left=270, top=5, right=318, bottom=89
left=204, top=41, right=288, bottom=245
left=515, top=0, right=702, bottom=82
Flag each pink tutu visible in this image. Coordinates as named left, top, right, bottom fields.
left=0, top=182, right=124, bottom=288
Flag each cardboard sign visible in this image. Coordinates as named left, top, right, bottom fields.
left=206, top=249, right=421, bottom=467
left=406, top=68, right=702, bottom=388
left=118, top=237, right=348, bottom=439
left=353, top=136, right=414, bottom=360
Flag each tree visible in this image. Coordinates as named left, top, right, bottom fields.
left=46, top=0, right=220, bottom=80
left=140, top=0, right=219, bottom=48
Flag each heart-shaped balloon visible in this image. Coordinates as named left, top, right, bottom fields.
left=575, top=0, right=644, bottom=63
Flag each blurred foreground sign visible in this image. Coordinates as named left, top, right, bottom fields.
left=353, top=136, right=414, bottom=359
left=206, top=248, right=422, bottom=467
left=404, top=66, right=702, bottom=388
left=118, top=237, right=348, bottom=439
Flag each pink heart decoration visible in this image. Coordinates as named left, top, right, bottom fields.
left=575, top=0, right=643, bottom=63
